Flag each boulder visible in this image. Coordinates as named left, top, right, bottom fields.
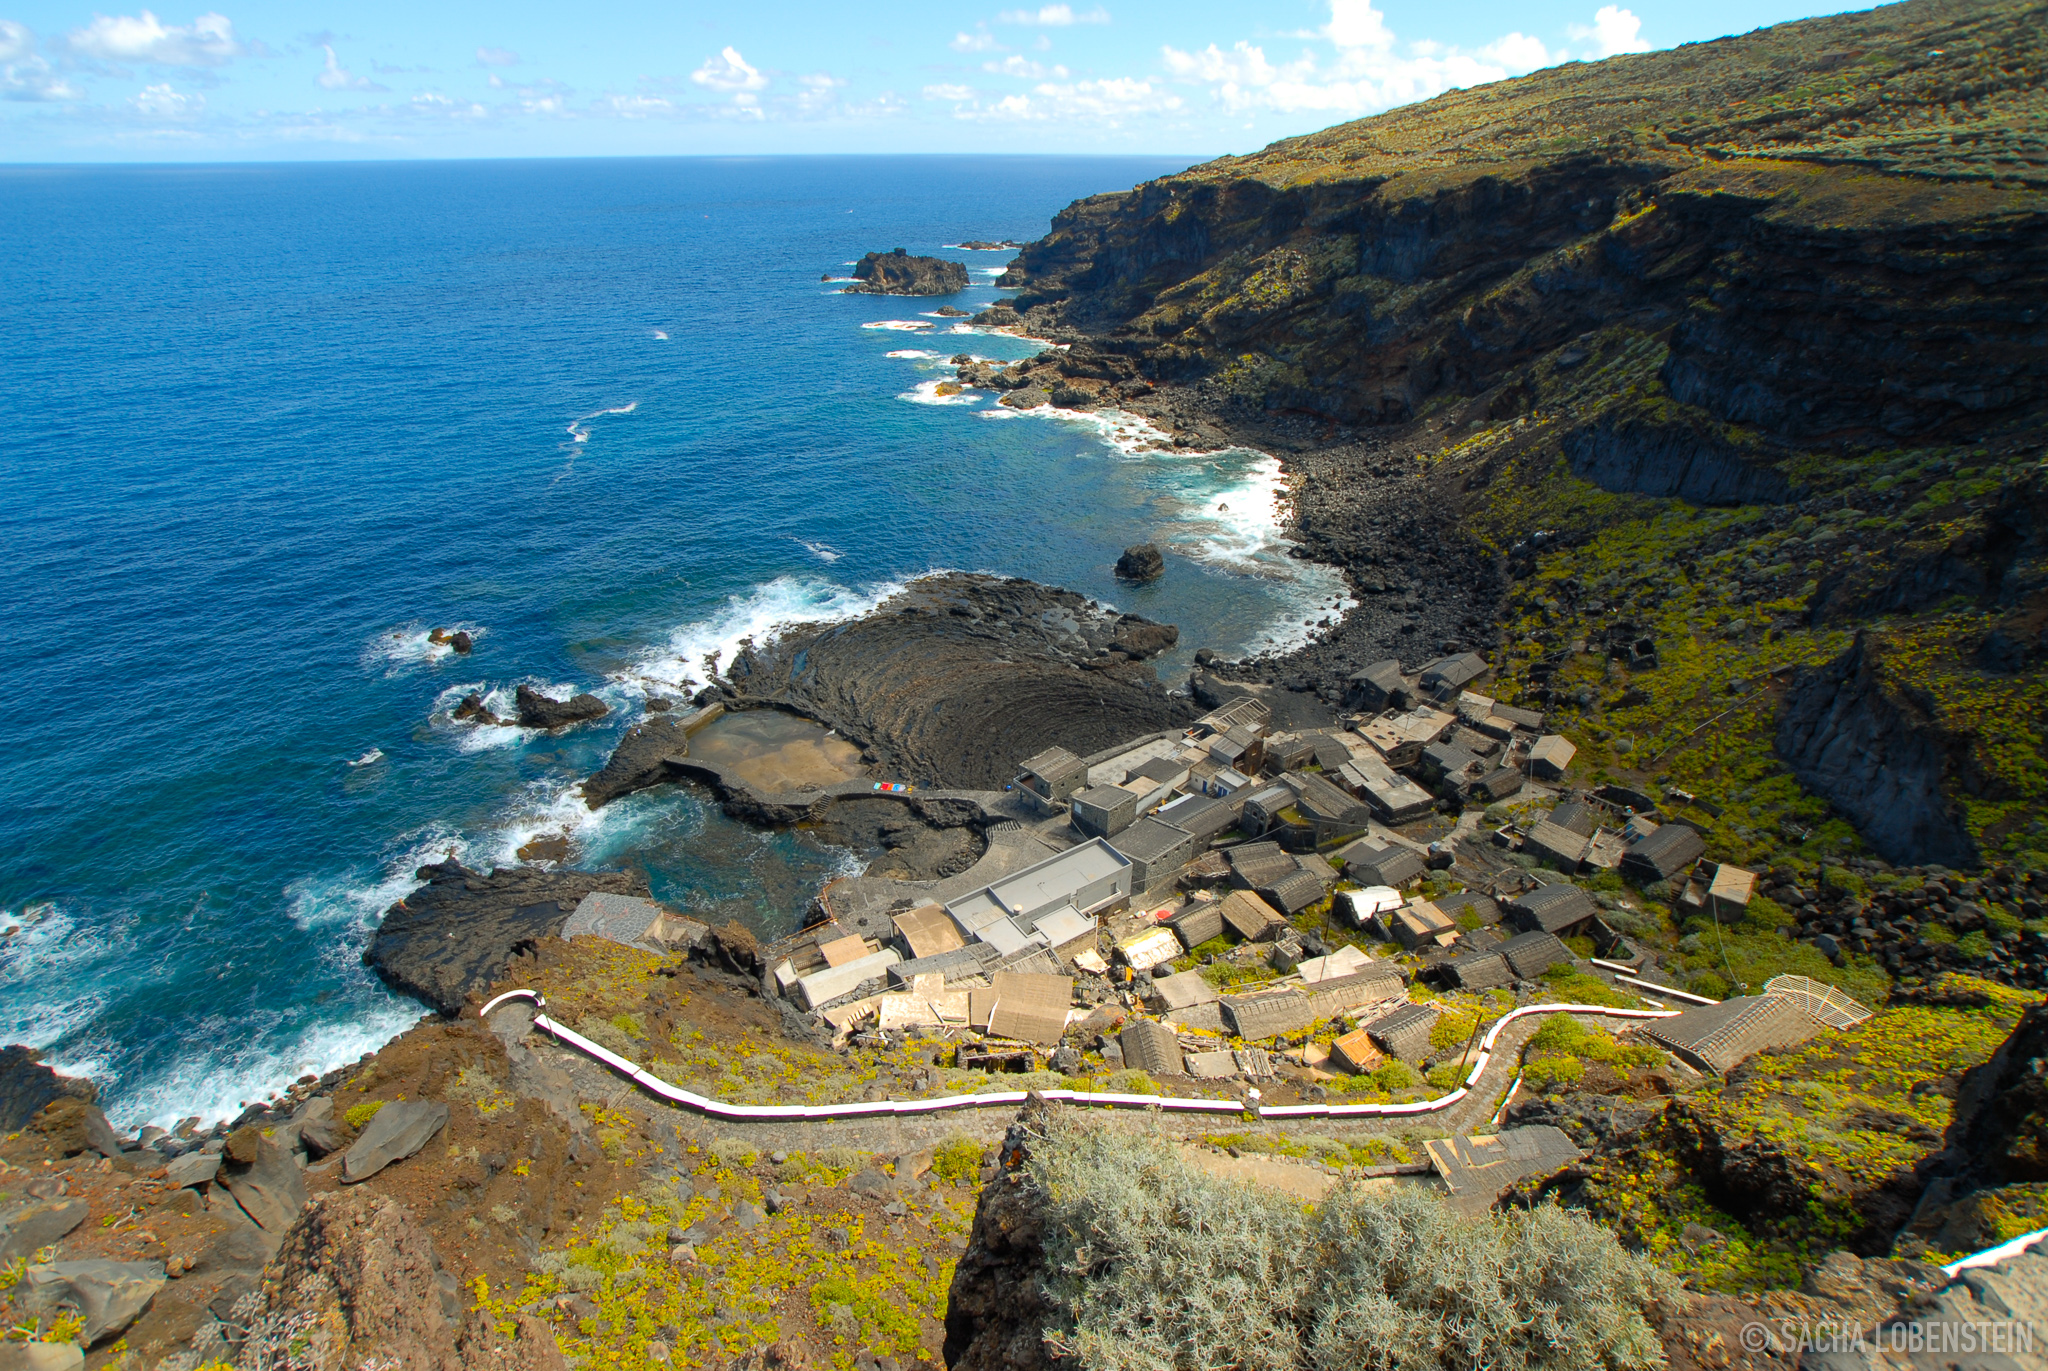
left=26, top=1099, right=123, bottom=1159
left=221, top=1135, right=308, bottom=1235
left=0, top=1199, right=89, bottom=1265
left=0, top=1343, right=84, bottom=1370
left=343, top=1101, right=449, bottom=1183
left=1114, top=543, right=1164, bottom=583
left=933, top=306, right=971, bottom=317
left=25, top=1260, right=164, bottom=1345
left=514, top=685, right=609, bottom=730
left=0, top=1048, right=94, bottom=1133
left=449, top=631, right=473, bottom=654
left=842, top=248, right=970, bottom=296
left=163, top=1152, right=220, bottom=1189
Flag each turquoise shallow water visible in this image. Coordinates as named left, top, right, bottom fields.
left=0, top=155, right=1349, bottom=1128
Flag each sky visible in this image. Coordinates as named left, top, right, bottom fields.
left=0, top=0, right=1866, bottom=161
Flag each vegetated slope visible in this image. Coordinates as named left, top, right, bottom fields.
left=991, top=0, right=2048, bottom=867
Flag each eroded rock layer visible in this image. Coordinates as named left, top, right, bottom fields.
left=721, top=573, right=1195, bottom=788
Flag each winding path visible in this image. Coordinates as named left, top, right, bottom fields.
left=482, top=988, right=1677, bottom=1127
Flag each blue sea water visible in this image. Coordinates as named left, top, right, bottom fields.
left=0, top=156, right=1351, bottom=1129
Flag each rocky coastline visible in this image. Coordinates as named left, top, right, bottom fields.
left=8, top=3, right=2047, bottom=1367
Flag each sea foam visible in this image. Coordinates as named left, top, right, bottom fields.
left=621, top=574, right=909, bottom=697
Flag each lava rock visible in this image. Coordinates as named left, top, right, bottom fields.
left=514, top=684, right=609, bottom=730
left=581, top=713, right=694, bottom=809
left=0, top=1200, right=89, bottom=1266
left=0, top=1048, right=96, bottom=1133
left=842, top=248, right=970, bottom=296
left=1114, top=543, right=1165, bottom=583
left=363, top=859, right=648, bottom=1015
left=25, top=1260, right=164, bottom=1345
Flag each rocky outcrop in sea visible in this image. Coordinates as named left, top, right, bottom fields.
left=841, top=248, right=969, bottom=296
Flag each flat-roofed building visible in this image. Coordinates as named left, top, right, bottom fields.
left=1338, top=753, right=1437, bottom=824
left=1111, top=817, right=1199, bottom=888
left=1070, top=783, right=1140, bottom=839
left=1015, top=746, right=1087, bottom=812
left=1356, top=707, right=1456, bottom=768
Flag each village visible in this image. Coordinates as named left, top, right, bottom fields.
left=553, top=648, right=1886, bottom=1207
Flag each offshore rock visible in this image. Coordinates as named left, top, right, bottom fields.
left=722, top=573, right=1194, bottom=788
left=842, top=249, right=969, bottom=297
left=364, top=860, right=648, bottom=1015
left=514, top=685, right=609, bottom=730
left=1114, top=543, right=1164, bottom=582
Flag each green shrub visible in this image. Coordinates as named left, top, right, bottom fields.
left=708, top=1136, right=758, bottom=1168
left=1370, top=1060, right=1420, bottom=1092
left=1027, top=1117, right=1674, bottom=1371
left=343, top=1100, right=384, bottom=1130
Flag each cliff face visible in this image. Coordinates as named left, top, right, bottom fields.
left=988, top=0, right=2048, bottom=866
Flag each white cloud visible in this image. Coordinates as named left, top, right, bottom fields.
left=1164, top=0, right=1561, bottom=119
left=474, top=46, right=518, bottom=67
left=984, top=54, right=1066, bottom=78
left=67, top=10, right=241, bottom=66
left=0, top=22, right=85, bottom=100
left=317, top=44, right=385, bottom=91
left=130, top=79, right=201, bottom=114
left=949, top=73, right=1174, bottom=123
left=690, top=45, right=766, bottom=92
left=950, top=29, right=1001, bottom=52
left=998, top=5, right=1108, bottom=25
left=1162, top=40, right=1276, bottom=87
left=1326, top=0, right=1392, bottom=50
left=923, top=82, right=975, bottom=101
left=1482, top=32, right=1552, bottom=68
left=794, top=71, right=841, bottom=111
left=1570, top=5, right=1650, bottom=57
left=604, top=92, right=671, bottom=117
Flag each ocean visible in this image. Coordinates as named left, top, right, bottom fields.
left=0, top=155, right=1351, bottom=1129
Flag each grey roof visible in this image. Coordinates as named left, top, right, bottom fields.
left=1129, top=756, right=1187, bottom=784
left=1509, top=882, right=1598, bottom=934
left=1422, top=742, right=1484, bottom=778
left=1350, top=659, right=1404, bottom=690
left=889, top=941, right=1001, bottom=987
left=1523, top=820, right=1590, bottom=872
left=1428, top=1125, right=1583, bottom=1200
left=1309, top=734, right=1353, bottom=770
left=1433, top=891, right=1500, bottom=925
left=1229, top=841, right=1299, bottom=888
left=1153, top=792, right=1234, bottom=841
left=1221, top=990, right=1324, bottom=1040
left=1287, top=769, right=1372, bottom=826
left=1365, top=1003, right=1438, bottom=1060
left=1620, top=823, right=1706, bottom=882
left=1168, top=901, right=1227, bottom=949
left=1470, top=767, right=1525, bottom=801
left=1119, top=1020, right=1183, bottom=1076
left=1112, top=817, right=1196, bottom=864
left=1419, top=652, right=1488, bottom=691
left=1440, top=950, right=1513, bottom=990
left=1492, top=703, right=1545, bottom=730
left=1637, top=994, right=1821, bottom=1074
left=1549, top=801, right=1598, bottom=837
left=1020, top=747, right=1086, bottom=781
left=1264, top=868, right=1328, bottom=914
left=1498, top=930, right=1571, bottom=979
left=1340, top=842, right=1426, bottom=888
left=1072, top=783, right=1138, bottom=814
